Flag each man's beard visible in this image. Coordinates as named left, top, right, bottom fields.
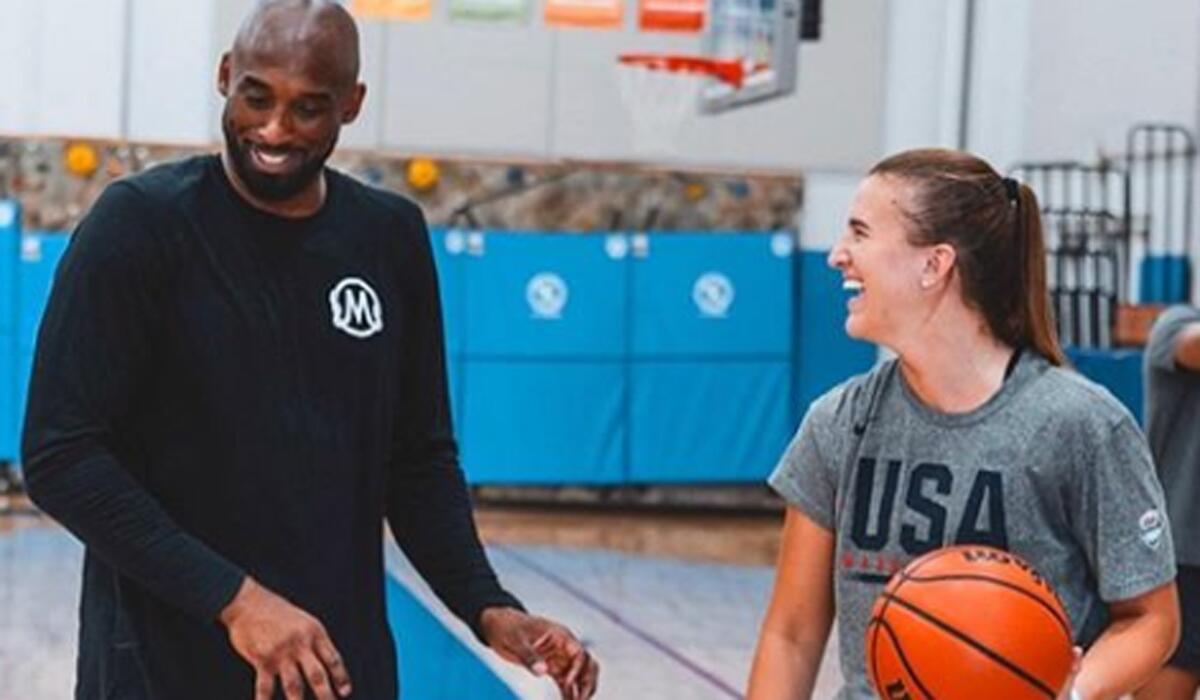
left=222, top=115, right=337, bottom=202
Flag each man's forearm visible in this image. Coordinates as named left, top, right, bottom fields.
left=386, top=456, right=522, bottom=639
left=24, top=446, right=244, bottom=620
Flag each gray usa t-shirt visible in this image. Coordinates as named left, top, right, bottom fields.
left=769, top=352, right=1176, bottom=700
left=1145, top=305, right=1200, bottom=566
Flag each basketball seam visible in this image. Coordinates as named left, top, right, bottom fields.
left=883, top=592, right=1058, bottom=699
left=869, top=561, right=909, bottom=697
left=901, top=572, right=1072, bottom=640
left=873, top=617, right=939, bottom=700
left=867, top=550, right=945, bottom=698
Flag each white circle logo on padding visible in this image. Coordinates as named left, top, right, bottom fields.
left=771, top=233, right=795, bottom=257
left=329, top=277, right=384, bottom=339
left=526, top=272, right=568, bottom=319
left=605, top=234, right=629, bottom=260
left=693, top=272, right=735, bottom=318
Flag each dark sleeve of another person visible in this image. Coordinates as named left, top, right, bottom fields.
left=385, top=204, right=524, bottom=643
left=21, top=183, right=245, bottom=622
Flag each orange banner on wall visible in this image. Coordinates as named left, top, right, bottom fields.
left=544, top=0, right=623, bottom=28
left=638, top=0, right=704, bottom=32
left=351, top=0, right=432, bottom=21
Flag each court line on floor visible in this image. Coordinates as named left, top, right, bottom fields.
left=491, top=545, right=743, bottom=699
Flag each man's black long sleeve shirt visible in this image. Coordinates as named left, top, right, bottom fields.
left=21, top=155, right=520, bottom=699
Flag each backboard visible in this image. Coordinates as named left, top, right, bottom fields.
left=612, top=0, right=814, bottom=153
left=700, top=0, right=801, bottom=113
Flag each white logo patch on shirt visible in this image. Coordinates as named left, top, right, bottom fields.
left=329, top=277, right=384, bottom=339
left=1139, top=509, right=1165, bottom=550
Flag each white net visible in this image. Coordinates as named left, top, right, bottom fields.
left=615, top=62, right=707, bottom=156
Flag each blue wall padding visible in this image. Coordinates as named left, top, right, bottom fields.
left=14, top=233, right=71, bottom=465
left=428, top=232, right=465, bottom=430
left=794, top=251, right=878, bottom=412
left=429, top=230, right=465, bottom=356
left=463, top=233, right=626, bottom=359
left=629, top=233, right=793, bottom=357
left=624, top=233, right=796, bottom=482
left=628, top=361, right=791, bottom=482
left=1066, top=347, right=1145, bottom=425
left=1139, top=255, right=1191, bottom=304
left=5, top=226, right=1147, bottom=483
left=459, top=360, right=626, bottom=484
left=386, top=575, right=517, bottom=700
left=0, top=203, right=19, bottom=462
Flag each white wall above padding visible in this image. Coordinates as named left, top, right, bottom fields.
left=382, top=23, right=555, bottom=158
left=338, top=20, right=387, bottom=150
left=0, top=2, right=42, bottom=134
left=800, top=170, right=861, bottom=250
left=962, top=0, right=1032, bottom=169
left=128, top=0, right=218, bottom=144
left=881, top=0, right=961, bottom=154
left=553, top=0, right=887, bottom=171
left=208, top=0, right=256, bottom=144
left=1020, top=0, right=1200, bottom=162
left=3, top=0, right=888, bottom=172
left=0, top=0, right=127, bottom=139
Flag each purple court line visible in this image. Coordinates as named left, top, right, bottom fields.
left=492, top=545, right=744, bottom=699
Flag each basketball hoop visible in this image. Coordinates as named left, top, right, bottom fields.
left=618, top=53, right=751, bottom=87
left=615, top=53, right=755, bottom=155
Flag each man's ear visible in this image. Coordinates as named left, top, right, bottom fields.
left=342, top=82, right=367, bottom=125
left=217, top=52, right=233, bottom=98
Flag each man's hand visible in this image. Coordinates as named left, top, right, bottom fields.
left=480, top=606, right=599, bottom=700
left=219, top=577, right=353, bottom=700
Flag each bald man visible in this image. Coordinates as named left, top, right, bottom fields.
left=21, top=2, right=597, bottom=699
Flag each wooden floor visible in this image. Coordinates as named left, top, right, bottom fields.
left=0, top=498, right=847, bottom=699
left=474, top=504, right=784, bottom=567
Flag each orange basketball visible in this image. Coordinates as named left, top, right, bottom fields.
left=865, top=545, right=1074, bottom=699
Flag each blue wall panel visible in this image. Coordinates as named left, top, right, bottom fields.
left=460, top=360, right=625, bottom=484
left=1139, top=255, right=1191, bottom=304
left=1, top=230, right=1149, bottom=486
left=0, top=202, right=19, bottom=462
left=429, top=228, right=466, bottom=357
left=1067, top=347, right=1144, bottom=425
left=630, top=233, right=793, bottom=357
left=795, top=251, right=878, bottom=413
left=15, top=233, right=70, bottom=463
left=464, top=233, right=626, bottom=358
left=628, top=361, right=791, bottom=482
left=0, top=203, right=19, bottom=334
left=428, top=229, right=466, bottom=431
left=625, top=233, right=796, bottom=483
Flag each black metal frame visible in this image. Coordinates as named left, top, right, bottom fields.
left=1124, top=123, right=1196, bottom=303
left=1009, top=122, right=1198, bottom=348
left=1010, top=161, right=1127, bottom=348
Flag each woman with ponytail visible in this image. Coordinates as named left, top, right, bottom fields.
left=747, top=149, right=1179, bottom=699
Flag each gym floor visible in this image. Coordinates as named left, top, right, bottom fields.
left=0, top=496, right=846, bottom=698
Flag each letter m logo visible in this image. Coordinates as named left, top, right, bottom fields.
left=329, top=277, right=384, bottom=339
